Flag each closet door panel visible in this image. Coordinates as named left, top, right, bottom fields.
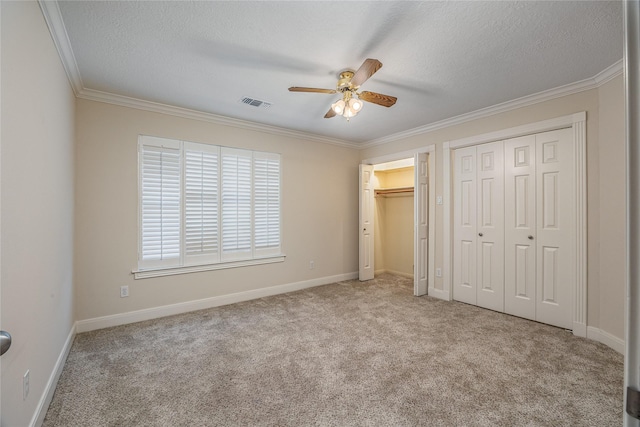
left=414, top=152, right=429, bottom=296
left=476, top=141, right=505, bottom=312
left=453, top=146, right=477, bottom=304
left=504, top=136, right=536, bottom=321
left=535, top=128, right=574, bottom=328
left=359, top=164, right=375, bottom=281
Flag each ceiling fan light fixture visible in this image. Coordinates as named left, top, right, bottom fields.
left=332, top=99, right=345, bottom=115
left=288, top=58, right=393, bottom=121
left=343, top=107, right=356, bottom=118
left=349, top=97, right=363, bottom=112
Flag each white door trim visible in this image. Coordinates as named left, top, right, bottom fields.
left=0, top=1, right=3, bottom=413
left=624, top=1, right=640, bottom=425
left=442, top=112, right=587, bottom=337
left=362, top=144, right=436, bottom=295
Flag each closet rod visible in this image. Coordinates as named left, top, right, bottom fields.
left=374, top=187, right=414, bottom=196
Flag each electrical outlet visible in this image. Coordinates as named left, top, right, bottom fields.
left=309, top=260, right=315, bottom=270
left=436, top=268, right=442, bottom=278
left=23, top=370, right=29, bottom=400
left=120, top=285, right=129, bottom=298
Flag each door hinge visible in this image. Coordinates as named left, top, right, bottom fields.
left=627, top=387, right=640, bottom=420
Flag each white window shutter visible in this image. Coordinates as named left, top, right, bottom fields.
left=221, top=148, right=253, bottom=261
left=253, top=152, right=281, bottom=256
left=184, top=142, right=220, bottom=265
left=139, top=137, right=282, bottom=272
left=138, top=136, right=181, bottom=269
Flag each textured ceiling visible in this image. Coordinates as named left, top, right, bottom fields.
left=56, top=1, right=623, bottom=145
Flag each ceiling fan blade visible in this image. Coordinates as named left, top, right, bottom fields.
left=350, top=58, right=383, bottom=87
left=289, top=87, right=336, bottom=94
left=324, top=107, right=337, bottom=118
left=359, top=91, right=397, bottom=107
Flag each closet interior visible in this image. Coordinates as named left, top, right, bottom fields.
left=373, top=159, right=414, bottom=278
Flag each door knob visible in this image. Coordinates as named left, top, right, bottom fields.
left=528, top=235, right=534, bottom=240
left=0, top=331, right=11, bottom=356
left=478, top=233, right=483, bottom=237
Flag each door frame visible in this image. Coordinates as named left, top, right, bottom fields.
left=624, top=1, right=640, bottom=424
left=442, top=112, right=587, bottom=337
left=361, top=144, right=436, bottom=296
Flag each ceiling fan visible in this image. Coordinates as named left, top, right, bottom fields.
left=288, top=58, right=397, bottom=120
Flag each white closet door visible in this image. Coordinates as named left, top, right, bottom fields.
left=504, top=135, right=537, bottom=321
left=414, top=153, right=429, bottom=296
left=359, top=164, right=375, bottom=281
left=453, top=146, right=477, bottom=304
left=476, top=141, right=505, bottom=312
left=535, top=128, right=574, bottom=329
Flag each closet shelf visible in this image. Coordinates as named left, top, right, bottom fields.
left=374, top=187, right=414, bottom=197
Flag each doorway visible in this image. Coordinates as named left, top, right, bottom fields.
left=443, top=112, right=587, bottom=336
left=451, top=128, right=575, bottom=330
left=373, top=159, right=415, bottom=279
left=360, top=147, right=435, bottom=296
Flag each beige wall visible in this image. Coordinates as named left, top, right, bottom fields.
left=74, top=99, right=360, bottom=321
left=1, top=2, right=76, bottom=425
left=597, top=76, right=626, bottom=339
left=361, top=86, right=627, bottom=341
left=378, top=196, right=414, bottom=276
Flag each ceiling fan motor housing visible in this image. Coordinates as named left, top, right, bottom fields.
left=337, top=70, right=356, bottom=91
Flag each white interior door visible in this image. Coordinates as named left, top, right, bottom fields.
left=535, top=128, right=574, bottom=329
left=359, top=164, right=375, bottom=281
left=504, top=135, right=537, bottom=321
left=414, top=153, right=428, bottom=296
left=453, top=146, right=477, bottom=304
left=476, top=141, right=505, bottom=312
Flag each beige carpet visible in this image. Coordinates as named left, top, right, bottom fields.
left=44, top=274, right=623, bottom=426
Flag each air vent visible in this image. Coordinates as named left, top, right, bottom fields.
left=239, top=97, right=272, bottom=109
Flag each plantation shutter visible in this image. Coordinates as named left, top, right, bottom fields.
left=139, top=136, right=181, bottom=269
left=138, top=137, right=283, bottom=273
left=184, top=142, right=220, bottom=265
left=221, top=147, right=253, bottom=261
left=253, top=152, right=281, bottom=256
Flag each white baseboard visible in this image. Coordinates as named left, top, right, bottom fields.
left=76, top=272, right=358, bottom=333
left=30, top=323, right=76, bottom=427
left=572, top=321, right=587, bottom=338
left=428, top=287, right=451, bottom=301
left=587, top=326, right=625, bottom=354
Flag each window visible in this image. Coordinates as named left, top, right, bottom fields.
left=137, top=136, right=282, bottom=276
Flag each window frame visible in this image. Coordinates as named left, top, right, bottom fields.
left=134, top=135, right=284, bottom=279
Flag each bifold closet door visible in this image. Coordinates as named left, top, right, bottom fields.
left=504, top=135, right=537, bottom=321
left=534, top=129, right=574, bottom=329
left=453, top=146, right=477, bottom=305
left=453, top=142, right=504, bottom=310
left=359, top=164, right=375, bottom=281
left=476, top=142, right=505, bottom=312
left=504, top=129, right=574, bottom=329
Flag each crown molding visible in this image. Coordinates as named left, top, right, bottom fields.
left=77, top=89, right=359, bottom=149
left=38, top=0, right=357, bottom=149
left=594, top=59, right=624, bottom=86
left=40, top=0, right=622, bottom=152
left=38, top=0, right=83, bottom=96
left=361, top=62, right=622, bottom=149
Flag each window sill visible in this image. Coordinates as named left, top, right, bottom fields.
left=133, top=255, right=286, bottom=279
